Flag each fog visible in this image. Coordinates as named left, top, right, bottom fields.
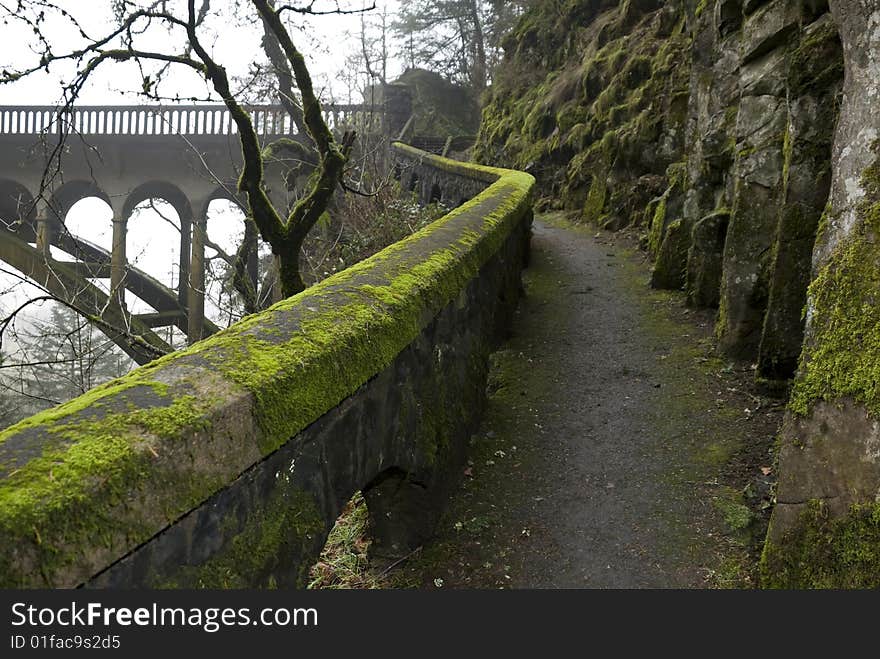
left=0, top=1, right=401, bottom=359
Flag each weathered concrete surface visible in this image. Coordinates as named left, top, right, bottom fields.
left=0, top=132, right=291, bottom=229
left=395, top=146, right=488, bottom=208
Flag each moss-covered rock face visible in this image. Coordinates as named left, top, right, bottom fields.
left=476, top=0, right=842, bottom=383
left=477, top=0, right=880, bottom=586
left=763, top=0, right=880, bottom=588
left=723, top=9, right=842, bottom=374
left=475, top=0, right=688, bottom=221
left=762, top=499, right=880, bottom=589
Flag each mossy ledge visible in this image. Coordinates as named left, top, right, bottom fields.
left=0, top=145, right=534, bottom=587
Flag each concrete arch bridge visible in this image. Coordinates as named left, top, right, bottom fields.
left=0, top=102, right=383, bottom=362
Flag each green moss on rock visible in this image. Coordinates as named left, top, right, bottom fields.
left=788, top=151, right=880, bottom=417
left=650, top=218, right=691, bottom=289
left=761, top=500, right=880, bottom=588
left=0, top=145, right=534, bottom=587
left=474, top=0, right=690, bottom=224
left=788, top=18, right=843, bottom=97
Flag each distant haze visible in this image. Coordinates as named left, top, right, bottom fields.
left=0, top=1, right=402, bottom=350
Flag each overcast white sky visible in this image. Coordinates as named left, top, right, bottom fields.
left=0, top=1, right=401, bottom=105
left=0, top=1, right=402, bottom=354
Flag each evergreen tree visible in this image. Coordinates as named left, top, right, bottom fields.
left=1, top=303, right=133, bottom=419
left=393, top=0, right=532, bottom=92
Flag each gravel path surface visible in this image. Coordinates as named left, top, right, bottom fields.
left=400, top=215, right=782, bottom=588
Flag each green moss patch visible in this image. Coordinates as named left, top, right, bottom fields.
left=474, top=1, right=689, bottom=222
left=161, top=487, right=324, bottom=589
left=788, top=151, right=880, bottom=417
left=761, top=500, right=880, bottom=588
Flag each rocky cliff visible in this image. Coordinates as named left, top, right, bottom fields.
left=476, top=0, right=880, bottom=586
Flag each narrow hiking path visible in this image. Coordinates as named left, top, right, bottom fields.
left=395, top=213, right=785, bottom=588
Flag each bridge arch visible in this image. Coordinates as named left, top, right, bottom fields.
left=203, top=196, right=248, bottom=250
left=199, top=186, right=247, bottom=219
left=122, top=181, right=193, bottom=223
left=0, top=141, right=536, bottom=588
left=202, top=193, right=262, bottom=325
left=49, top=180, right=113, bottom=222
left=0, top=179, right=35, bottom=233
left=126, top=201, right=183, bottom=296
left=59, top=196, right=114, bottom=257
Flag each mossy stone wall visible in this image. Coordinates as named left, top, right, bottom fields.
left=0, top=145, right=534, bottom=588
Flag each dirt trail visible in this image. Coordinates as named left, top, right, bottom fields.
left=397, top=214, right=783, bottom=589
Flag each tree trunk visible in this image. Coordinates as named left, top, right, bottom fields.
left=275, top=247, right=305, bottom=298
left=468, top=0, right=487, bottom=92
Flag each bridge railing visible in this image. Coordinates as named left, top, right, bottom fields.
left=0, top=103, right=383, bottom=136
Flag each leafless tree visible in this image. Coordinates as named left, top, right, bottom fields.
left=392, top=0, right=532, bottom=92
left=0, top=0, right=389, bottom=413
left=0, top=0, right=372, bottom=299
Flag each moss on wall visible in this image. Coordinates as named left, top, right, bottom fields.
left=474, top=1, right=689, bottom=224
left=0, top=145, right=534, bottom=587
left=761, top=500, right=880, bottom=588
left=788, top=149, right=880, bottom=417
left=158, top=487, right=325, bottom=589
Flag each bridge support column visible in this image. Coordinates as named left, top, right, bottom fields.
left=110, top=213, right=127, bottom=310
left=178, top=214, right=192, bottom=306
left=187, top=215, right=206, bottom=344
left=35, top=218, right=53, bottom=256
left=34, top=200, right=53, bottom=256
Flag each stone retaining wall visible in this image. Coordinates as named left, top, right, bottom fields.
left=0, top=146, right=534, bottom=588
